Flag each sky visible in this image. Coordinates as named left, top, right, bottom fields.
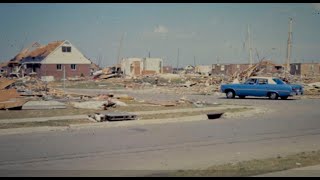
left=0, top=3, right=320, bottom=67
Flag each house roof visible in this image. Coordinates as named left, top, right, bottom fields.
left=9, top=40, right=64, bottom=64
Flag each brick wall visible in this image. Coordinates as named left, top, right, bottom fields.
left=39, top=64, right=90, bottom=80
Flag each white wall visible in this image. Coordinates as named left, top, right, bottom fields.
left=143, top=58, right=163, bottom=73
left=195, top=65, right=212, bottom=75
left=42, top=41, right=91, bottom=64
left=121, top=58, right=143, bottom=76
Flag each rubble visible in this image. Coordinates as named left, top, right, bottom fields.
left=145, top=100, right=177, bottom=107
left=304, top=82, right=320, bottom=95
left=0, top=78, right=16, bottom=89
left=0, top=79, right=27, bottom=109
left=71, top=101, right=112, bottom=110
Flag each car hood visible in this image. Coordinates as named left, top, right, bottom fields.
left=288, top=84, right=303, bottom=89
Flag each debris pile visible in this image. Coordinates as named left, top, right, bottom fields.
left=0, top=77, right=133, bottom=110
left=304, top=82, right=320, bottom=95
left=93, top=66, right=121, bottom=80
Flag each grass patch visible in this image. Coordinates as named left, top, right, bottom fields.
left=171, top=150, right=320, bottom=177
left=0, top=107, right=250, bottom=129
left=0, top=119, right=92, bottom=129
left=0, top=107, right=99, bottom=120
left=0, top=103, right=223, bottom=120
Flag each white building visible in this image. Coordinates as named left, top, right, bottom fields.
left=143, top=58, right=163, bottom=74
left=121, top=57, right=163, bottom=77
left=195, top=65, right=212, bottom=76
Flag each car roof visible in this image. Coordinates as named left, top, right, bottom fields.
left=248, top=76, right=277, bottom=84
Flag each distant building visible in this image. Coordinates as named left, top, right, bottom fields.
left=211, top=60, right=284, bottom=76
left=121, top=57, right=163, bottom=77
left=7, top=40, right=91, bottom=80
left=195, top=65, right=212, bottom=76
left=290, top=63, right=320, bottom=76
left=121, top=57, right=143, bottom=77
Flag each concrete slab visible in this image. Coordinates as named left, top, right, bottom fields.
left=22, top=101, right=66, bottom=110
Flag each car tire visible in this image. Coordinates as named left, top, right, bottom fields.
left=269, top=92, right=278, bottom=100
left=239, top=96, right=246, bottom=99
left=226, top=90, right=235, bottom=99
left=280, top=96, right=288, bottom=100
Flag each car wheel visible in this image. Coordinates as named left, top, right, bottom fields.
left=280, top=96, right=288, bottom=100
left=226, top=91, right=235, bottom=99
left=239, top=96, right=246, bottom=99
left=269, top=92, right=278, bottom=100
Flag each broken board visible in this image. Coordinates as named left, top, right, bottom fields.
left=96, top=112, right=137, bottom=121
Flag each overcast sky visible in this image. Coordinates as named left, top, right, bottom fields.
left=0, top=3, right=320, bottom=67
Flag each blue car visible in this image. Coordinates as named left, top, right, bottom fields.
left=220, top=76, right=304, bottom=100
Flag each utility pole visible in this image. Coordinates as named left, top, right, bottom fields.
left=63, top=65, right=66, bottom=90
left=117, top=32, right=125, bottom=65
left=248, top=25, right=253, bottom=67
left=286, top=17, right=293, bottom=75
left=176, top=48, right=180, bottom=70
left=193, top=56, right=196, bottom=67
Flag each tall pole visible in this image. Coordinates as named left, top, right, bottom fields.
left=193, top=56, right=196, bottom=67
left=248, top=25, right=253, bottom=67
left=176, top=48, right=180, bottom=70
left=117, top=32, right=125, bottom=65
left=63, top=65, right=66, bottom=90
left=286, top=18, right=293, bottom=75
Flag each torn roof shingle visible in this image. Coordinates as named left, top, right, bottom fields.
left=9, top=40, right=65, bottom=63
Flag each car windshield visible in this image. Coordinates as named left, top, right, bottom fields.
left=273, top=78, right=286, bottom=85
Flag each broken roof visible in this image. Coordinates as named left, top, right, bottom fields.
left=9, top=40, right=65, bottom=63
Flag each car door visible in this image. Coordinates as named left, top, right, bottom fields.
left=255, top=78, right=269, bottom=96
left=238, top=78, right=257, bottom=96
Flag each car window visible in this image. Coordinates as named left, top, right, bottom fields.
left=245, top=78, right=257, bottom=84
left=258, top=79, right=268, bottom=85
left=272, top=78, right=286, bottom=85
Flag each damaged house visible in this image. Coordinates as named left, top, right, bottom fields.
left=7, top=40, right=91, bottom=80
left=290, top=62, right=320, bottom=76
left=195, top=65, right=212, bottom=76
left=121, top=57, right=163, bottom=77
left=211, top=60, right=284, bottom=77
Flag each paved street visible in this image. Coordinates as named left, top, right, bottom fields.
left=0, top=89, right=319, bottom=176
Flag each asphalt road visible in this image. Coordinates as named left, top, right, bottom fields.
left=0, top=89, right=319, bottom=176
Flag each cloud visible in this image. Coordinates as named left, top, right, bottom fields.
left=311, top=3, right=320, bottom=11
left=153, top=25, right=168, bottom=33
